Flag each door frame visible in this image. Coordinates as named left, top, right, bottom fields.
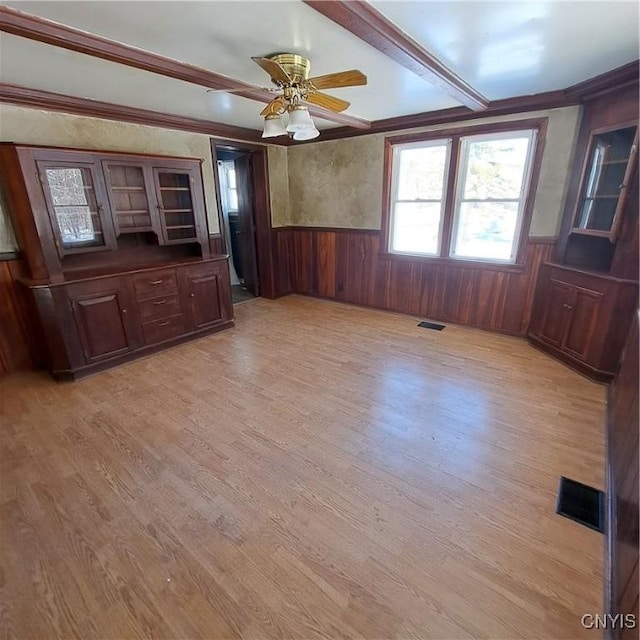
left=211, top=139, right=278, bottom=298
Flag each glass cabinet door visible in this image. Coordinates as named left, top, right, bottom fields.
left=103, top=162, right=156, bottom=235
left=153, top=169, right=199, bottom=244
left=573, top=125, right=638, bottom=237
left=38, top=161, right=114, bottom=255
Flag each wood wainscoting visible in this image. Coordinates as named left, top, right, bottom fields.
left=607, top=311, right=639, bottom=639
left=0, top=258, right=39, bottom=374
left=275, top=226, right=555, bottom=336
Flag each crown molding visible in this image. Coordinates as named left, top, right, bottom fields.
left=0, top=64, right=636, bottom=147
left=0, top=83, right=277, bottom=145
left=313, top=90, right=578, bottom=142
left=303, top=0, right=489, bottom=111
left=296, top=61, right=639, bottom=143
left=564, top=60, right=639, bottom=100
left=0, top=5, right=371, bottom=130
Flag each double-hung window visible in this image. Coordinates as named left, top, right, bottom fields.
left=386, top=121, right=543, bottom=264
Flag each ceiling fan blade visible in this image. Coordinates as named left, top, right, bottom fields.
left=306, top=69, right=367, bottom=90
left=304, top=92, right=350, bottom=113
left=252, top=57, right=292, bottom=84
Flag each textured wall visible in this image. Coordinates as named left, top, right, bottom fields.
left=288, top=134, right=384, bottom=229
left=267, top=145, right=290, bottom=228
left=0, top=105, right=222, bottom=233
left=287, top=106, right=581, bottom=236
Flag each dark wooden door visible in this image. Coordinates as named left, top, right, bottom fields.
left=610, top=312, right=639, bottom=640
left=539, top=280, right=573, bottom=347
left=181, top=262, right=232, bottom=330
left=234, top=155, right=259, bottom=296
left=563, top=287, right=603, bottom=358
left=67, top=277, right=139, bottom=362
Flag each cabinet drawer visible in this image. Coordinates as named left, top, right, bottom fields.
left=142, top=315, right=185, bottom=345
left=133, top=269, right=178, bottom=299
left=137, top=293, right=182, bottom=322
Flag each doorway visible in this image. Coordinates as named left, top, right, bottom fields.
left=214, top=146, right=259, bottom=304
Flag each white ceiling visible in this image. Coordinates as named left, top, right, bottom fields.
left=1, top=1, right=638, bottom=132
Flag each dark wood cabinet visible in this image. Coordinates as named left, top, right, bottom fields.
left=529, top=264, right=637, bottom=380
left=29, top=258, right=232, bottom=379
left=563, top=287, right=602, bottom=359
left=66, top=277, right=139, bottom=362
left=181, top=261, right=233, bottom=330
left=0, top=143, right=234, bottom=380
left=529, top=81, right=638, bottom=381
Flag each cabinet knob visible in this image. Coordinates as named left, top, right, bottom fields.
left=122, top=309, right=128, bottom=314
left=563, top=303, right=573, bottom=311
left=189, top=293, right=195, bottom=298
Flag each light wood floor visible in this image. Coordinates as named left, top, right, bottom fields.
left=0, top=295, right=606, bottom=639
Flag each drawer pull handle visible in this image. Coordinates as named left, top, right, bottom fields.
left=149, top=279, right=163, bottom=285
left=563, top=303, right=573, bottom=310
left=158, top=321, right=170, bottom=327
left=153, top=300, right=167, bottom=305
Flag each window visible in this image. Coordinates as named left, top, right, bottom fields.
left=386, top=120, right=544, bottom=264
left=219, top=161, right=238, bottom=212
left=389, top=140, right=450, bottom=256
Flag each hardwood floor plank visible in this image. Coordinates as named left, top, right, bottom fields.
left=0, top=295, right=605, bottom=639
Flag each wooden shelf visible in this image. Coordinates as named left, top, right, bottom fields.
left=116, top=209, right=150, bottom=215
left=118, top=227, right=153, bottom=233
left=159, top=187, right=190, bottom=192
left=570, top=228, right=611, bottom=238
left=163, top=208, right=193, bottom=213
left=165, top=225, right=196, bottom=230
left=110, top=186, right=145, bottom=191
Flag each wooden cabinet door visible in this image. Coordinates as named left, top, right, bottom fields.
left=102, top=161, right=160, bottom=236
left=563, top=287, right=603, bottom=359
left=539, top=280, right=573, bottom=347
left=67, top=277, right=139, bottom=362
left=181, top=262, right=232, bottom=330
left=36, top=159, right=116, bottom=257
left=153, top=167, right=206, bottom=245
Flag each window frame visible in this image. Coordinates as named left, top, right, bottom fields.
left=381, top=118, right=548, bottom=267
left=388, top=138, right=452, bottom=257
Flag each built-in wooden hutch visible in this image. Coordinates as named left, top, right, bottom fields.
left=0, top=144, right=233, bottom=380
left=529, top=81, right=639, bottom=381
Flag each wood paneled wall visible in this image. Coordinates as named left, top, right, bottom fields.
left=0, top=259, right=39, bottom=374
left=608, top=311, right=639, bottom=639
left=276, top=227, right=555, bottom=336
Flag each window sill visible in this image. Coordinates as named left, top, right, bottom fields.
left=377, top=251, right=526, bottom=273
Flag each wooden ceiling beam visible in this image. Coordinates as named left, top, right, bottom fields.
left=303, top=0, right=489, bottom=111
left=0, top=5, right=371, bottom=130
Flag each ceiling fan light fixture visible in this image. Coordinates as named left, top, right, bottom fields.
left=293, top=126, right=320, bottom=141
left=262, top=114, right=287, bottom=138
left=286, top=105, right=314, bottom=132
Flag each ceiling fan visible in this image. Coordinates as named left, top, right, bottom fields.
left=250, top=54, right=367, bottom=141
